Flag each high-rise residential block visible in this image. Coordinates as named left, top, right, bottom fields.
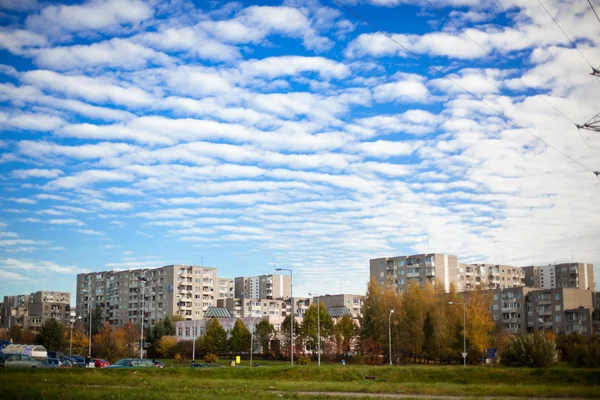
left=0, top=291, right=71, bottom=332
left=370, top=253, right=458, bottom=293
left=522, top=263, right=594, bottom=290
left=76, top=265, right=233, bottom=328
left=234, top=274, right=291, bottom=299
left=457, top=264, right=526, bottom=291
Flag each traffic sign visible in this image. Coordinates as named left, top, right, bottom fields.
left=461, top=352, right=468, bottom=359
left=485, top=348, right=497, bottom=359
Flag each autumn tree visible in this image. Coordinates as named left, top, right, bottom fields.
left=301, top=302, right=334, bottom=356
left=64, top=329, right=89, bottom=356
left=204, top=319, right=227, bottom=355
left=154, top=336, right=177, bottom=358
left=38, top=318, right=65, bottom=350
left=93, top=322, right=125, bottom=362
left=255, top=319, right=275, bottom=354
left=229, top=319, right=251, bottom=354
left=8, top=325, right=23, bottom=342
left=121, top=322, right=140, bottom=358
left=334, top=315, right=359, bottom=357
left=464, top=289, right=495, bottom=359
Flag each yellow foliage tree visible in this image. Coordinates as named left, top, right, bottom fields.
left=465, top=289, right=495, bottom=356
left=93, top=322, right=126, bottom=362
left=155, top=336, right=177, bottom=358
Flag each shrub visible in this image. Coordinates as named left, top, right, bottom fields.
left=575, top=337, right=600, bottom=367
left=204, top=353, right=219, bottom=363
left=349, top=354, right=365, bottom=365
left=501, top=332, right=558, bottom=368
left=296, top=355, right=311, bottom=365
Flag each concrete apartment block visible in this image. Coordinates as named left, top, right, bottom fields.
left=370, top=253, right=458, bottom=293
left=489, top=287, right=534, bottom=334
left=76, top=265, right=233, bottom=328
left=458, top=264, right=525, bottom=291
left=217, top=297, right=288, bottom=319
left=522, top=263, right=594, bottom=290
left=234, top=274, right=291, bottom=299
left=526, top=288, right=594, bottom=335
left=313, top=294, right=364, bottom=319
left=0, top=292, right=71, bottom=332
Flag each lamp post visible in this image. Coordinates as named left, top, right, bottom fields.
left=448, top=301, right=467, bottom=367
left=309, top=293, right=321, bottom=366
left=82, top=287, right=93, bottom=359
left=275, top=267, right=293, bottom=366
left=69, top=311, right=81, bottom=356
left=388, top=309, right=394, bottom=366
left=192, top=321, right=197, bottom=365
left=138, top=275, right=149, bottom=359
left=250, top=316, right=260, bottom=367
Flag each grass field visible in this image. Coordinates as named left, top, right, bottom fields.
left=1, top=365, right=599, bottom=400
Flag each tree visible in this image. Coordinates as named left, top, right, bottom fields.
left=301, top=302, right=334, bottom=356
left=8, top=325, right=23, bottom=342
left=204, top=319, right=227, bottom=355
left=20, top=329, right=38, bottom=345
left=334, top=315, right=358, bottom=357
left=147, top=316, right=176, bottom=345
left=38, top=318, right=65, bottom=351
left=464, top=289, right=495, bottom=358
left=154, top=336, right=177, bottom=358
left=93, top=322, right=125, bottom=362
left=64, top=329, right=89, bottom=355
left=121, top=322, right=140, bottom=358
left=228, top=319, right=251, bottom=354
left=255, top=319, right=275, bottom=354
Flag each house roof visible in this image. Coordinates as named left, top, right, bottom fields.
left=327, top=306, right=352, bottom=318
left=204, top=307, right=232, bottom=318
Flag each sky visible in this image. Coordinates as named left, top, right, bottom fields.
left=0, top=0, right=599, bottom=300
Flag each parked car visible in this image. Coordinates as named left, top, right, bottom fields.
left=40, top=358, right=70, bottom=368
left=95, top=359, right=110, bottom=368
left=106, top=359, right=156, bottom=368
left=63, top=355, right=86, bottom=368
left=0, top=354, right=42, bottom=368
left=153, top=360, right=165, bottom=368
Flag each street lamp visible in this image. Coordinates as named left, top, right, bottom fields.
left=81, top=287, right=93, bottom=359
left=309, top=293, right=321, bottom=367
left=275, top=267, right=293, bottom=366
left=250, top=316, right=260, bottom=367
left=69, top=311, right=81, bottom=356
left=448, top=301, right=467, bottom=367
left=192, top=321, right=197, bottom=365
left=388, top=310, right=394, bottom=366
left=138, top=275, right=149, bottom=359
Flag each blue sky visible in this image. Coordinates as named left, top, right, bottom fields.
left=1, top=0, right=599, bottom=300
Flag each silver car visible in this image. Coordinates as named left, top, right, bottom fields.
left=0, top=354, right=42, bottom=368
left=40, top=358, right=69, bottom=368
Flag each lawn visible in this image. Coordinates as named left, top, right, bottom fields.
left=1, top=365, right=598, bottom=400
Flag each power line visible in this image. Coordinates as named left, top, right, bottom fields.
left=537, top=0, right=595, bottom=70
left=332, top=0, right=597, bottom=175
left=588, top=0, right=600, bottom=24
left=421, top=0, right=579, bottom=127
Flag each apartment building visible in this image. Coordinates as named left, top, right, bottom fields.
left=458, top=264, right=526, bottom=291
left=488, top=287, right=534, bottom=334
left=0, top=291, right=71, bottom=331
left=217, top=297, right=288, bottom=319
left=522, top=263, right=595, bottom=291
left=370, top=253, right=458, bottom=293
left=313, top=294, right=364, bottom=319
left=234, top=274, right=291, bottom=299
left=76, top=265, right=234, bottom=328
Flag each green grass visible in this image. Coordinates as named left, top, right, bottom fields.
left=1, top=365, right=598, bottom=400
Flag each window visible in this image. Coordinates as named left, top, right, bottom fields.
left=493, top=294, right=498, bottom=300
left=555, top=305, right=561, bottom=311
left=555, top=293, right=561, bottom=300
left=379, top=271, right=384, bottom=278
left=555, top=316, right=561, bottom=322
left=493, top=304, right=498, bottom=310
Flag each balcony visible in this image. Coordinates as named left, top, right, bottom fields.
left=425, top=268, right=435, bottom=276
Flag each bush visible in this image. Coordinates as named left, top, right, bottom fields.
left=575, top=337, right=600, bottom=367
left=556, top=333, right=587, bottom=362
left=501, top=332, right=558, bottom=368
left=349, top=354, right=365, bottom=365
left=204, top=353, right=219, bottom=363
left=296, top=355, right=311, bottom=365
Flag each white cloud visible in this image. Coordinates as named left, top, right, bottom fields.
left=0, top=111, right=65, bottom=131
left=26, top=0, right=153, bottom=35
left=239, top=56, right=350, bottom=79
left=0, top=29, right=47, bottom=54
left=373, top=74, right=429, bottom=103
left=13, top=168, right=64, bottom=179
left=8, top=197, right=36, bottom=205
left=0, top=269, right=26, bottom=281
left=45, top=169, right=134, bottom=189
left=0, top=258, right=80, bottom=274
left=48, top=218, right=85, bottom=226
left=348, top=140, right=417, bottom=158
left=71, top=229, right=104, bottom=236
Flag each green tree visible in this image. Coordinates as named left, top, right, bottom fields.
left=204, top=318, right=227, bottom=355
left=301, top=302, right=333, bottom=356
left=334, top=314, right=358, bottom=357
left=147, top=316, right=176, bottom=344
left=87, top=306, right=103, bottom=336
left=422, top=312, right=434, bottom=356
left=255, top=319, right=275, bottom=353
left=38, top=318, right=65, bottom=350
left=228, top=319, right=251, bottom=354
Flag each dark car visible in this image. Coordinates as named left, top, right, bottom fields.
left=95, top=359, right=110, bottom=368
left=191, top=362, right=225, bottom=369
left=106, top=359, right=155, bottom=369
left=63, top=355, right=86, bottom=368
left=153, top=360, right=165, bottom=368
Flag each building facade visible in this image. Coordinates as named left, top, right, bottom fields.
left=234, top=274, right=291, bottom=299
left=76, top=265, right=234, bottom=328
left=522, top=263, right=594, bottom=291
left=458, top=264, right=526, bottom=291
left=217, top=297, right=288, bottom=319
left=370, top=253, right=459, bottom=293
left=0, top=291, right=71, bottom=332
left=312, top=294, right=364, bottom=319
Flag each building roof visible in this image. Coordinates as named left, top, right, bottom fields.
left=204, top=307, right=232, bottom=318
left=327, top=306, right=352, bottom=318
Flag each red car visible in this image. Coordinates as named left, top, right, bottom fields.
left=95, top=359, right=110, bottom=368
